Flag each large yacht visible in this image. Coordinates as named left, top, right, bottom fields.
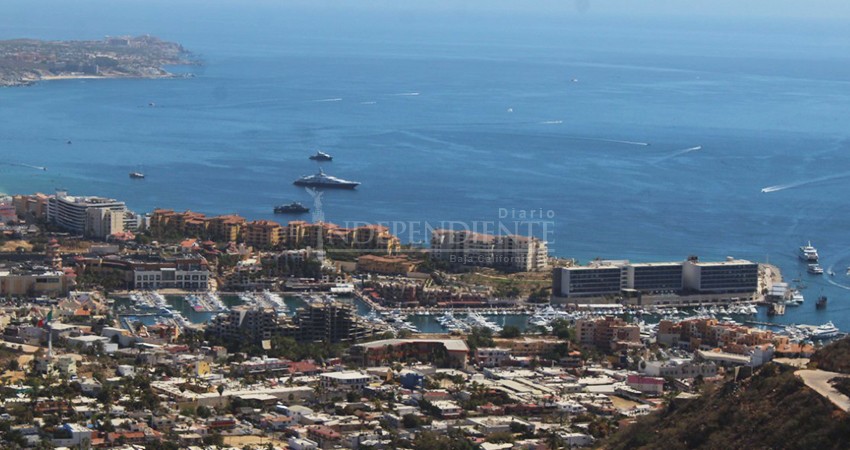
left=294, top=169, right=360, bottom=189
left=309, top=150, right=333, bottom=161
left=799, top=241, right=819, bottom=262
left=811, top=322, right=840, bottom=340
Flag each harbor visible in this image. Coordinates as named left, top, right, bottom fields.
left=112, top=287, right=845, bottom=345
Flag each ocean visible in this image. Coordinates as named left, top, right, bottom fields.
left=2, top=1, right=850, bottom=330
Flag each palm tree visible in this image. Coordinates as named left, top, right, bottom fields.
left=546, top=429, right=564, bottom=450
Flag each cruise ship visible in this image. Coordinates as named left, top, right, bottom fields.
left=799, top=241, right=819, bottom=262
left=293, top=169, right=360, bottom=189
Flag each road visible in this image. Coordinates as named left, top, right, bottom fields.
left=795, top=369, right=850, bottom=412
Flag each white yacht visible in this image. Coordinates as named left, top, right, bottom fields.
left=808, top=264, right=824, bottom=275
left=799, top=241, right=819, bottom=262
left=811, top=322, right=840, bottom=340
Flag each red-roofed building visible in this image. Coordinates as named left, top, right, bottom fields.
left=626, top=375, right=664, bottom=395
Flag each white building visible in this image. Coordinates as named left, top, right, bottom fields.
left=432, top=400, right=463, bottom=418
left=319, top=371, right=371, bottom=391
left=643, top=359, right=718, bottom=379
left=48, top=191, right=127, bottom=235
left=52, top=423, right=93, bottom=448
left=288, top=436, right=319, bottom=450
left=475, top=347, right=510, bottom=368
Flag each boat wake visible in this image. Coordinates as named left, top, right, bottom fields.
left=826, top=277, right=850, bottom=291
left=540, top=120, right=563, bottom=124
left=655, top=145, right=702, bottom=163
left=0, top=162, right=46, bottom=171
left=314, top=98, right=343, bottom=102
left=360, top=101, right=377, bottom=105
left=393, top=92, right=420, bottom=96
left=761, top=171, right=850, bottom=193
left=562, top=135, right=650, bottom=146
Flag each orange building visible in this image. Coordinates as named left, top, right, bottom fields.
left=244, top=220, right=283, bottom=249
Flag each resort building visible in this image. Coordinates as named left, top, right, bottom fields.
left=430, top=229, right=549, bottom=272
left=553, top=256, right=760, bottom=304
left=47, top=191, right=127, bottom=236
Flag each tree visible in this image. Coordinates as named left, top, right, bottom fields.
left=546, top=429, right=564, bottom=450
left=402, top=413, right=423, bottom=428
left=196, top=405, right=212, bottom=419
left=550, top=319, right=576, bottom=342
left=499, top=325, right=521, bottom=339
left=466, top=327, right=495, bottom=352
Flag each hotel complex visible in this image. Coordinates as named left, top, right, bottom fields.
left=552, top=256, right=760, bottom=305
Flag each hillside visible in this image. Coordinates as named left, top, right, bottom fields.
left=603, top=363, right=850, bottom=450
left=810, top=336, right=850, bottom=373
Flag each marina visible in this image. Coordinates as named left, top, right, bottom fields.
left=112, top=289, right=845, bottom=346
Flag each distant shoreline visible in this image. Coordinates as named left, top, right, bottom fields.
left=0, top=35, right=195, bottom=88
left=2, top=72, right=189, bottom=87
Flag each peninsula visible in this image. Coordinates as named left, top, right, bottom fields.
left=0, top=35, right=194, bottom=87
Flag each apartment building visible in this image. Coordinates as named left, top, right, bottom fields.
left=244, top=220, right=283, bottom=249
left=575, top=316, right=640, bottom=350
left=294, top=299, right=374, bottom=343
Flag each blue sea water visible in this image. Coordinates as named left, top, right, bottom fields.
left=2, top=2, right=850, bottom=329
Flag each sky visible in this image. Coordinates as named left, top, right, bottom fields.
left=240, top=0, right=850, bottom=20
left=6, top=0, right=850, bottom=20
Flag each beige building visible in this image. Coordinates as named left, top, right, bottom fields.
left=0, top=269, right=72, bottom=297
left=430, top=229, right=548, bottom=272
left=13, top=193, right=50, bottom=219
left=244, top=220, right=282, bottom=249
left=85, top=207, right=125, bottom=239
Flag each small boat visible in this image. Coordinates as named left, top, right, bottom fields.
left=309, top=150, right=333, bottom=161
left=129, top=172, right=145, bottom=179
left=816, top=295, right=827, bottom=309
left=274, top=202, right=310, bottom=214
left=808, top=264, right=824, bottom=275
